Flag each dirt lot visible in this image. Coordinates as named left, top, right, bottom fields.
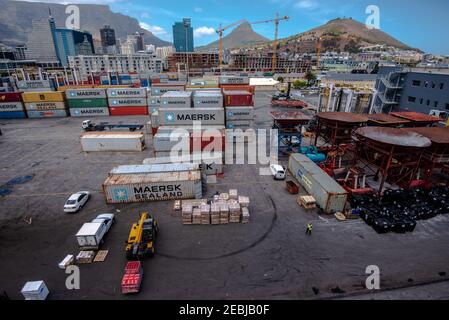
left=0, top=92, right=448, bottom=300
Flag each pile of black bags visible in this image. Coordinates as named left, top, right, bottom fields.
left=350, top=186, right=449, bottom=234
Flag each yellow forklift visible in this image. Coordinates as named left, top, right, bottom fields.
left=125, top=212, right=158, bottom=260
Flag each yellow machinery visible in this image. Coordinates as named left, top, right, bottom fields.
left=126, top=212, right=158, bottom=260
left=446, top=117, right=449, bottom=127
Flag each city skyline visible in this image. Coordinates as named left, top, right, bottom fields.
left=11, top=0, right=448, bottom=54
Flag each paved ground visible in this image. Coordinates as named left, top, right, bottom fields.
left=0, top=91, right=448, bottom=300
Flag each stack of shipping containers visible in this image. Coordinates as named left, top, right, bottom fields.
left=107, top=88, right=148, bottom=116
left=0, top=92, right=26, bottom=119
left=65, top=88, right=109, bottom=117
left=22, top=91, right=68, bottom=118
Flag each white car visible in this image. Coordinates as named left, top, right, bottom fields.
left=91, top=213, right=115, bottom=233
left=64, top=191, right=90, bottom=213
left=270, top=164, right=286, bottom=180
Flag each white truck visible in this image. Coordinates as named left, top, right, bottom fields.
left=75, top=214, right=115, bottom=250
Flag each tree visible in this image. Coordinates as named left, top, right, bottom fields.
left=292, top=80, right=308, bottom=89
left=305, top=71, right=317, bottom=85
left=277, top=76, right=284, bottom=83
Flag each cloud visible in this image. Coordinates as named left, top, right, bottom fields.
left=194, top=26, right=216, bottom=38
left=294, top=0, right=318, bottom=9
left=194, top=7, right=203, bottom=13
left=139, top=22, right=168, bottom=36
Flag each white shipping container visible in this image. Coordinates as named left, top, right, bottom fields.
left=107, top=88, right=147, bottom=98
left=153, top=131, right=190, bottom=152
left=147, top=95, right=161, bottom=108
left=103, top=172, right=202, bottom=203
left=226, top=119, right=254, bottom=129
left=17, top=80, right=52, bottom=90
left=160, top=91, right=192, bottom=108
left=219, top=76, right=250, bottom=85
left=81, top=132, right=146, bottom=152
left=143, top=152, right=223, bottom=175
left=288, top=153, right=348, bottom=213
left=225, top=106, right=254, bottom=120
left=109, top=163, right=200, bottom=176
left=193, top=91, right=223, bottom=108
left=75, top=222, right=107, bottom=250
left=21, top=281, right=50, bottom=300
left=70, top=107, right=110, bottom=117
left=159, top=107, right=225, bottom=126
left=150, top=85, right=185, bottom=96
left=0, top=101, right=24, bottom=112
left=108, top=98, right=147, bottom=107
left=157, top=125, right=225, bottom=134
left=24, top=101, right=66, bottom=111
left=66, top=88, right=107, bottom=99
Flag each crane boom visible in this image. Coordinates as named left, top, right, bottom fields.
left=216, top=19, right=246, bottom=67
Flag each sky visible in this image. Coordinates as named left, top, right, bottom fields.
left=14, top=0, right=449, bottom=54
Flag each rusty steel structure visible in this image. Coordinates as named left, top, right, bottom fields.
left=353, top=127, right=432, bottom=194
left=313, top=112, right=368, bottom=148
left=406, top=127, right=449, bottom=182
left=366, top=113, right=410, bottom=127
left=271, top=111, right=311, bottom=154
left=389, top=111, right=441, bottom=127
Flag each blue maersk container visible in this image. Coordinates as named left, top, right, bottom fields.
left=0, top=111, right=27, bottom=119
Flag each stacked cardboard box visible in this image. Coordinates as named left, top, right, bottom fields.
left=242, top=207, right=250, bottom=223
left=192, top=207, right=202, bottom=224
left=239, top=196, right=250, bottom=208
left=219, top=203, right=229, bottom=224
left=229, top=189, right=238, bottom=200
left=211, top=203, right=220, bottom=225
left=182, top=205, right=193, bottom=225
left=200, top=204, right=211, bottom=225
left=229, top=201, right=241, bottom=223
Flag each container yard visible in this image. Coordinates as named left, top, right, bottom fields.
left=1, top=81, right=449, bottom=303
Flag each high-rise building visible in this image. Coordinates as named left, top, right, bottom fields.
left=100, top=25, right=116, bottom=47
left=53, top=29, right=95, bottom=66
left=25, top=16, right=59, bottom=65
left=172, top=18, right=194, bottom=52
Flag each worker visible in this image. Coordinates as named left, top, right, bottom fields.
left=306, top=222, right=313, bottom=236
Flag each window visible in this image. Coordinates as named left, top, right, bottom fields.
left=425, top=81, right=429, bottom=88
left=446, top=103, right=449, bottom=110
left=441, top=83, right=445, bottom=90
left=434, top=101, right=438, bottom=108
left=420, top=98, right=424, bottom=104
left=432, top=82, right=436, bottom=89
left=412, top=80, right=421, bottom=86
left=427, top=100, right=430, bottom=106
left=408, top=96, right=416, bottom=103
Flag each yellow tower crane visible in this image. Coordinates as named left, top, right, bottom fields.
left=251, top=13, right=289, bottom=73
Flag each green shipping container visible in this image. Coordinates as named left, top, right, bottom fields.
left=67, top=98, right=108, bottom=109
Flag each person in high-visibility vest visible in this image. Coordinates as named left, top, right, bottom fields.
left=306, top=222, right=313, bottom=236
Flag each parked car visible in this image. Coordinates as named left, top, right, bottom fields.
left=92, top=213, right=116, bottom=233
left=64, top=191, right=90, bottom=213
left=270, top=164, right=286, bottom=180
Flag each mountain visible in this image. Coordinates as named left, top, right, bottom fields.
left=0, top=0, right=171, bottom=47
left=245, top=18, right=416, bottom=52
left=197, top=21, right=269, bottom=51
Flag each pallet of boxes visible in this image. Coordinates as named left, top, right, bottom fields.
left=179, top=189, right=250, bottom=225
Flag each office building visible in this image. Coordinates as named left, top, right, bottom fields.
left=25, top=16, right=60, bottom=65
left=172, top=18, right=194, bottom=52
left=100, top=25, right=116, bottom=47
left=54, top=29, right=95, bottom=67
left=229, top=53, right=312, bottom=73
left=372, top=65, right=449, bottom=115
left=168, top=52, right=219, bottom=74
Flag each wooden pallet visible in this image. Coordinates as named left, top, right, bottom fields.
left=94, top=250, right=109, bottom=262
left=297, top=195, right=317, bottom=210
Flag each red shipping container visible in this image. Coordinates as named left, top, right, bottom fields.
left=0, top=92, right=22, bottom=103
left=219, top=84, right=255, bottom=95
left=223, top=90, right=253, bottom=107
left=190, top=132, right=225, bottom=153
left=109, top=106, right=148, bottom=116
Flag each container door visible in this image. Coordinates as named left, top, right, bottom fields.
left=77, top=236, right=87, bottom=247
left=86, top=236, right=96, bottom=246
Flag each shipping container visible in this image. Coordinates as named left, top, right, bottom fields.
left=288, top=153, right=348, bottom=214
left=150, top=85, right=185, bottom=96
left=107, top=88, right=147, bottom=98
left=219, top=84, right=255, bottom=94
left=159, top=107, right=225, bottom=126
left=57, top=85, right=94, bottom=91
left=149, top=105, right=159, bottom=114
left=219, top=76, right=250, bottom=85
left=0, top=101, right=24, bottom=112
left=0, top=92, right=22, bottom=102
left=190, top=132, right=225, bottom=153
left=65, top=88, right=107, bottom=99
left=22, top=91, right=65, bottom=103
left=225, top=106, right=254, bottom=121
left=147, top=95, right=161, bottom=108
left=108, top=98, right=147, bottom=107
left=150, top=110, right=159, bottom=128
left=109, top=163, right=200, bottom=176
left=109, top=106, right=148, bottom=116
left=17, top=80, right=53, bottom=91
left=0, top=111, right=27, bottom=119
left=226, top=119, right=254, bottom=129
left=81, top=132, right=146, bottom=152
left=70, top=107, right=110, bottom=117
left=24, top=101, right=66, bottom=111
left=223, top=90, right=253, bottom=107
left=27, top=110, right=68, bottom=118
left=102, top=171, right=202, bottom=203
left=157, top=125, right=225, bottom=134
left=143, top=152, right=223, bottom=175
left=160, top=91, right=192, bottom=108
left=153, top=131, right=190, bottom=152
left=67, top=98, right=108, bottom=109
left=193, top=91, right=223, bottom=108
